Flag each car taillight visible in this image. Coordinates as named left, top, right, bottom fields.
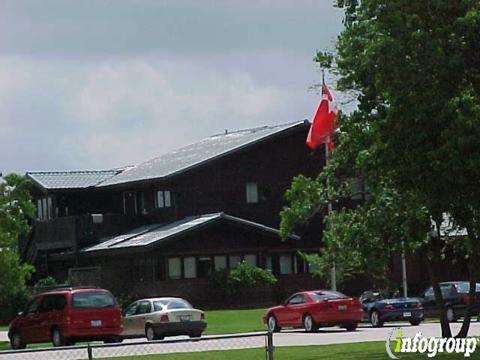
left=160, top=315, right=169, bottom=322
left=385, top=304, right=394, bottom=310
left=416, top=302, right=423, bottom=308
left=201, top=313, right=205, bottom=320
left=463, top=295, right=471, bottom=304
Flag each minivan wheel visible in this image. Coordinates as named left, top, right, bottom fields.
left=146, top=325, right=158, bottom=341
left=10, top=332, right=26, bottom=349
left=52, top=328, right=65, bottom=347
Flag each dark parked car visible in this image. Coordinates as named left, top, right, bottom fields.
left=263, top=290, right=363, bottom=333
left=359, top=290, right=423, bottom=327
left=418, top=282, right=480, bottom=322
left=8, top=287, right=123, bottom=349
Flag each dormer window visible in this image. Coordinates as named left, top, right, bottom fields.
left=156, top=190, right=172, bottom=208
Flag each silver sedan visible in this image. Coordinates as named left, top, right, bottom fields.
left=121, top=297, right=207, bottom=340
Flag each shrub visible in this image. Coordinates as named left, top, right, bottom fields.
left=209, top=262, right=277, bottom=297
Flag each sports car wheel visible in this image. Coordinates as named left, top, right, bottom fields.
left=303, top=314, right=318, bottom=333
left=267, top=314, right=280, bottom=332
left=409, top=319, right=421, bottom=326
left=370, top=310, right=384, bottom=327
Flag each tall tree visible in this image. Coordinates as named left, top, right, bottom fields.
left=0, top=174, right=35, bottom=307
left=282, top=0, right=480, bottom=337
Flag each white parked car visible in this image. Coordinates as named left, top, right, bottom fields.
left=121, top=297, right=207, bottom=340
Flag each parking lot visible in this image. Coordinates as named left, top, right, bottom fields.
left=2, top=321, right=480, bottom=359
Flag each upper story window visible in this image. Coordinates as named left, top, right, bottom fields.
left=156, top=190, right=172, bottom=209
left=37, top=196, right=53, bottom=221
left=246, top=182, right=258, bottom=204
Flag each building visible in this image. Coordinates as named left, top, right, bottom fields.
left=21, top=120, right=327, bottom=306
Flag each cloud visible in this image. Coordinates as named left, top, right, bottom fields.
left=0, top=52, right=320, bottom=174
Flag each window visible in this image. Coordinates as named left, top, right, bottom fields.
left=279, top=254, right=293, bottom=275
left=153, top=300, right=168, bottom=311
left=156, top=190, right=172, bottom=208
left=72, top=291, right=115, bottom=309
left=348, top=178, right=364, bottom=200
left=310, top=291, right=347, bottom=301
left=39, top=295, right=66, bottom=312
left=246, top=182, right=258, bottom=204
left=136, top=192, right=145, bottom=214
left=229, top=255, right=242, bottom=268
left=164, top=190, right=171, bottom=207
left=265, top=256, right=273, bottom=271
left=167, top=299, right=192, bottom=310
left=124, top=302, right=139, bottom=316
left=37, top=199, right=43, bottom=220
left=168, top=257, right=181, bottom=279
left=244, top=254, right=257, bottom=266
left=198, top=257, right=213, bottom=277
left=47, top=197, right=53, bottom=219
left=25, top=298, right=41, bottom=315
left=184, top=257, right=197, bottom=278
left=136, top=301, right=152, bottom=314
left=214, top=256, right=227, bottom=271
left=287, top=294, right=305, bottom=305
left=37, top=196, right=54, bottom=220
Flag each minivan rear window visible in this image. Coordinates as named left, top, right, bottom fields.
left=72, top=291, right=115, bottom=309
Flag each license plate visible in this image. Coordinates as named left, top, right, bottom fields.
left=180, top=315, right=191, bottom=322
left=91, top=320, right=102, bottom=327
left=338, top=305, right=347, bottom=311
left=403, top=312, right=411, bottom=318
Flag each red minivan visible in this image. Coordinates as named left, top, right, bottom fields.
left=8, top=287, right=123, bottom=349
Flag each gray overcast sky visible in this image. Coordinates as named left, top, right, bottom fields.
left=0, top=0, right=344, bottom=174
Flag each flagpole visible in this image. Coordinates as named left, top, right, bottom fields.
left=321, top=70, right=337, bottom=291
left=325, top=134, right=337, bottom=291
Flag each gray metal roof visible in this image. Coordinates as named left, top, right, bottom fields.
left=98, top=121, right=308, bottom=187
left=26, top=170, right=123, bottom=190
left=82, top=212, right=296, bottom=253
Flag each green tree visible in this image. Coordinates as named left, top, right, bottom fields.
left=0, top=174, right=35, bottom=311
left=282, top=0, right=480, bottom=337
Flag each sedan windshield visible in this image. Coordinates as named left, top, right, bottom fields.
left=166, top=300, right=193, bottom=310
left=310, top=291, right=348, bottom=301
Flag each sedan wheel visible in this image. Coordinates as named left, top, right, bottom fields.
left=146, top=325, right=158, bottom=341
left=10, top=332, right=26, bottom=350
left=303, top=314, right=318, bottom=333
left=370, top=311, right=383, bottom=327
left=267, top=315, right=280, bottom=332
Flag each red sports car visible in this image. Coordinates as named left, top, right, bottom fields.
left=263, top=290, right=363, bottom=332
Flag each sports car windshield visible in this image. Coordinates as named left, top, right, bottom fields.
left=310, top=291, right=348, bottom=301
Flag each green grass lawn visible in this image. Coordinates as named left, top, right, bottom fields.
left=0, top=326, right=7, bottom=331
left=101, top=342, right=480, bottom=359
left=3, top=340, right=480, bottom=359
left=204, top=308, right=266, bottom=335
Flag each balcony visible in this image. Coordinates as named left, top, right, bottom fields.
left=30, top=213, right=137, bottom=252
